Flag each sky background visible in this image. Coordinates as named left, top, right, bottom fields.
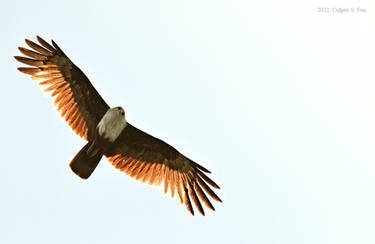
left=1, top=0, right=375, bottom=243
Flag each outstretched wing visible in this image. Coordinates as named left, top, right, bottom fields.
left=105, top=124, right=222, bottom=216
left=15, top=36, right=109, bottom=140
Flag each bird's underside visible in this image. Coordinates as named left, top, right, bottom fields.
left=15, top=36, right=222, bottom=216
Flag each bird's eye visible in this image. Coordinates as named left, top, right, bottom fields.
left=117, top=107, right=121, bottom=110
left=121, top=112, right=124, bottom=116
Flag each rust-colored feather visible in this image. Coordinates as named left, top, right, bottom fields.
left=14, top=56, right=44, bottom=67
left=183, top=184, right=194, bottom=216
left=57, top=95, right=73, bottom=112
left=163, top=166, right=170, bottom=194
left=188, top=181, right=204, bottom=215
left=194, top=182, right=214, bottom=211
left=25, top=39, right=51, bottom=56
left=51, top=83, right=69, bottom=97
left=71, top=115, right=82, bottom=131
left=132, top=161, right=147, bottom=179
left=36, top=72, right=61, bottom=79
left=18, top=47, right=47, bottom=60
left=120, top=158, right=133, bottom=170
left=39, top=77, right=64, bottom=86
left=124, top=160, right=138, bottom=174
left=65, top=106, right=77, bottom=122
left=82, top=126, right=88, bottom=138
left=169, top=169, right=176, bottom=197
left=67, top=108, right=79, bottom=126
left=143, top=163, right=157, bottom=183
left=110, top=155, right=122, bottom=167
left=37, top=36, right=55, bottom=52
left=75, top=119, right=84, bottom=137
left=197, top=171, right=220, bottom=189
left=136, top=161, right=152, bottom=181
left=175, top=172, right=184, bottom=203
left=149, top=163, right=162, bottom=185
left=197, top=175, right=222, bottom=202
left=60, top=98, right=75, bottom=117
left=156, top=164, right=165, bottom=186
left=128, top=160, right=141, bottom=176
left=40, top=66, right=61, bottom=73
left=18, top=67, right=41, bottom=75
left=130, top=161, right=145, bottom=178
left=76, top=119, right=86, bottom=138
left=113, top=156, right=125, bottom=169
left=54, top=88, right=72, bottom=105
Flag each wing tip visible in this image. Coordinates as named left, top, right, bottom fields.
left=35, top=35, right=43, bottom=44
left=24, top=38, right=32, bottom=45
left=36, top=35, right=56, bottom=52
left=51, top=39, right=66, bottom=56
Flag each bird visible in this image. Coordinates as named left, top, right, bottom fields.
left=14, top=36, right=221, bottom=216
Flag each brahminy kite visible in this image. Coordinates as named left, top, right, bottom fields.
left=14, top=36, right=221, bottom=216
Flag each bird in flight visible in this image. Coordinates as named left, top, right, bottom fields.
left=15, top=36, right=221, bottom=216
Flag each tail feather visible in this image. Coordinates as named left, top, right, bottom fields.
left=70, top=142, right=103, bottom=179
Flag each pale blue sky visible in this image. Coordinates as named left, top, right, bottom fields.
left=1, top=0, right=375, bottom=243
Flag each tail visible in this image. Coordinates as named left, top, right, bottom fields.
left=70, top=142, right=103, bottom=179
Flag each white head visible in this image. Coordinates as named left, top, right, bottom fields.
left=97, top=106, right=127, bottom=142
left=113, top=106, right=126, bottom=120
